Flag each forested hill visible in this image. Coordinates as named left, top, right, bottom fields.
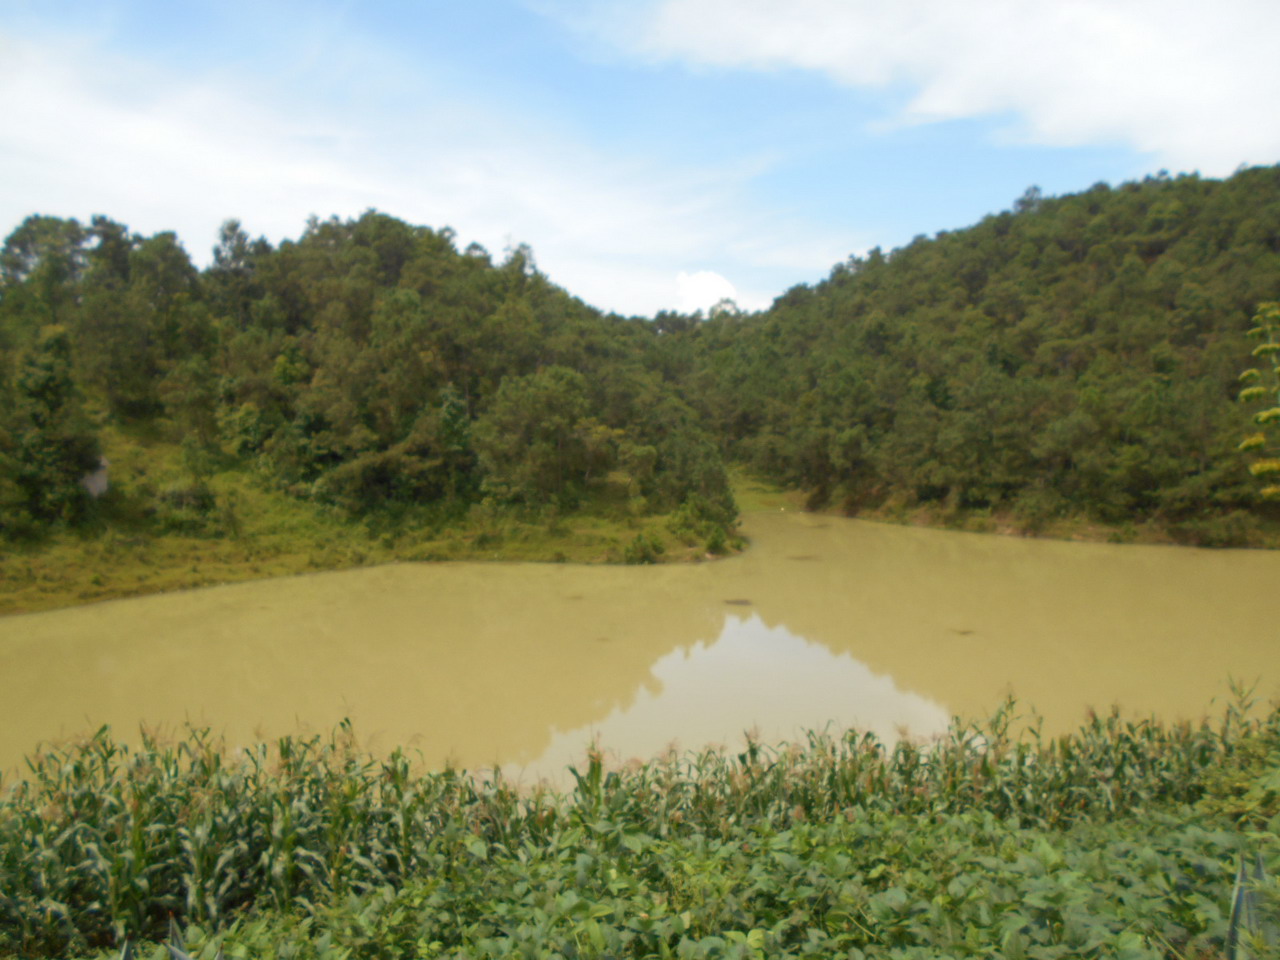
left=0, top=214, right=735, bottom=551
left=677, top=165, right=1280, bottom=544
left=3, top=165, right=1280, bottom=556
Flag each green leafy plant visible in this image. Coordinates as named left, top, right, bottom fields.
left=5, top=697, right=1280, bottom=959
left=1238, top=301, right=1280, bottom=501
left=622, top=531, right=664, bottom=564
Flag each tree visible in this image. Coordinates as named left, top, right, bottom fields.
left=207, top=219, right=270, bottom=327
left=473, top=366, right=611, bottom=506
left=0, top=215, right=84, bottom=287
left=2, top=325, right=101, bottom=532
left=84, top=215, right=136, bottom=286
left=1014, top=185, right=1044, bottom=215
left=0, top=216, right=85, bottom=330
left=75, top=230, right=201, bottom=418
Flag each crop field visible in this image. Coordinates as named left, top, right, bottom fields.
left=0, top=696, right=1276, bottom=959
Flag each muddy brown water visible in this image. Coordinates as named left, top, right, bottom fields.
left=2, top=510, right=1277, bottom=784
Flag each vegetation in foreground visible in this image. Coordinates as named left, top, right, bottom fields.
left=1, top=695, right=1277, bottom=959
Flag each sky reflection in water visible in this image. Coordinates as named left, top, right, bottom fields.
left=526, top=612, right=951, bottom=780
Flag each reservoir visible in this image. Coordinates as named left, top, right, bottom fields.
left=1, top=509, right=1277, bottom=784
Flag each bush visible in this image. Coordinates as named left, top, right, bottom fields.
left=622, top=531, right=664, bottom=564
left=1166, top=509, right=1259, bottom=547
left=153, top=482, right=218, bottom=534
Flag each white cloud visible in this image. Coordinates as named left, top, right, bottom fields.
left=0, top=24, right=851, bottom=316
left=0, top=30, right=380, bottom=259
left=675, top=269, right=738, bottom=314
left=561, top=0, right=1280, bottom=174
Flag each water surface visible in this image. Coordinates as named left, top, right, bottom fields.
left=2, top=510, right=1277, bottom=783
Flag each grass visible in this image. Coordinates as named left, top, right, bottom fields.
left=11, top=418, right=1269, bottom=618
left=0, top=427, right=747, bottom=616
left=831, top=496, right=1280, bottom=549
left=0, top=695, right=1276, bottom=959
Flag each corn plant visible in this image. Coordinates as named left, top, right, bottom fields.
left=0, top=724, right=551, bottom=956
left=2, top=695, right=1276, bottom=958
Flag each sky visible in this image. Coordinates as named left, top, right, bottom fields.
left=3, top=0, right=1279, bottom=318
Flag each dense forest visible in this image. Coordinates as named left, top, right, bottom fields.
left=3, top=164, right=1280, bottom=562
left=0, top=212, right=737, bottom=563
left=675, top=166, right=1280, bottom=544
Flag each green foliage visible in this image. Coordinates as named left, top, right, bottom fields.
left=0, top=325, right=101, bottom=534
left=1197, top=738, right=1280, bottom=828
left=666, top=490, right=740, bottom=555
left=1238, top=302, right=1280, bottom=502
left=3, top=701, right=1278, bottom=959
left=677, top=167, right=1280, bottom=539
left=14, top=168, right=1280, bottom=548
left=622, top=531, right=665, bottom=564
left=473, top=366, right=609, bottom=508
left=121, top=809, right=1252, bottom=960
left=0, top=208, right=739, bottom=545
left=0, top=215, right=85, bottom=325
left=0, top=725, right=547, bottom=957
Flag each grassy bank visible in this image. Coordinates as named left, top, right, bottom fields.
left=9, top=414, right=1272, bottom=619
left=819, top=494, right=1280, bottom=550
left=1, top=697, right=1276, bottom=959
left=0, top=427, right=748, bottom=617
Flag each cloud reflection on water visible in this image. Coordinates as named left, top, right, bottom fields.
left=522, top=612, right=951, bottom=781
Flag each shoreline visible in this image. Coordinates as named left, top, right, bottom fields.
left=5, top=474, right=1275, bottom=617
left=818, top=499, right=1280, bottom=550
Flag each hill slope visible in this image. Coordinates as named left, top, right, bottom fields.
left=3, top=166, right=1280, bottom=568
left=679, top=167, right=1280, bottom=543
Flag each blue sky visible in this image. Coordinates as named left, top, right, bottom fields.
left=3, top=0, right=1278, bottom=316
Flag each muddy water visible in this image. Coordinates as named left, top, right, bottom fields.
left=2, top=510, right=1278, bottom=783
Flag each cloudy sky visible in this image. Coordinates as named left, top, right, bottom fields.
left=3, top=0, right=1278, bottom=316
